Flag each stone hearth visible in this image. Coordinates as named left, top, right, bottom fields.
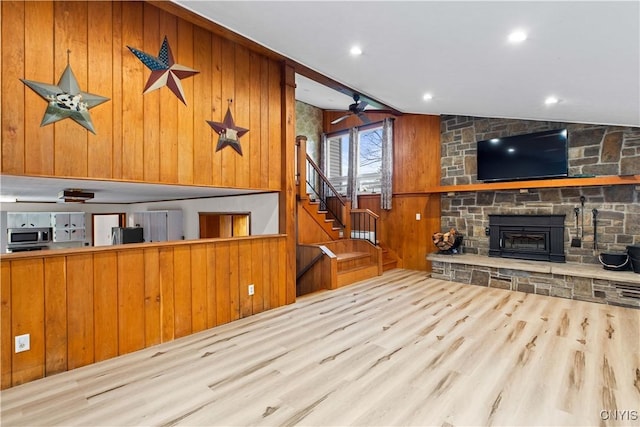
left=428, top=253, right=640, bottom=308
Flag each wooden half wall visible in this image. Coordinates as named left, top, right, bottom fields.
left=0, top=236, right=286, bottom=389
left=1, top=0, right=282, bottom=190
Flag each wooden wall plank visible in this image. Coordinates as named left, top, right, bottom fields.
left=205, top=244, right=217, bottom=328
left=269, top=239, right=280, bottom=309
left=94, top=252, right=118, bottom=362
left=235, top=45, right=251, bottom=188
left=192, top=26, right=213, bottom=186
left=278, top=238, right=287, bottom=306
left=143, top=248, right=161, bottom=347
left=173, top=246, right=192, bottom=338
left=249, top=51, right=262, bottom=189
left=86, top=0, right=113, bottom=178
left=121, top=1, right=144, bottom=181
left=191, top=245, right=208, bottom=333
left=238, top=240, right=252, bottom=318
left=177, top=18, right=195, bottom=184
left=228, top=241, right=240, bottom=321
left=111, top=0, right=123, bottom=178
left=44, top=257, right=67, bottom=375
left=259, top=56, right=270, bottom=189
left=251, top=239, right=264, bottom=315
left=1, top=1, right=25, bottom=174
left=159, top=247, right=175, bottom=342
left=262, top=240, right=272, bottom=311
left=220, top=38, right=236, bottom=187
left=210, top=33, right=223, bottom=185
left=158, top=10, right=178, bottom=183
left=67, top=254, right=94, bottom=370
left=1, top=262, right=12, bottom=389
left=11, top=259, right=44, bottom=386
left=53, top=1, right=88, bottom=177
left=268, top=60, right=281, bottom=190
left=142, top=2, right=160, bottom=182
left=215, top=241, right=230, bottom=325
left=24, top=1, right=54, bottom=175
left=117, top=250, right=145, bottom=354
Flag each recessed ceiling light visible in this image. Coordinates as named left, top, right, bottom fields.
left=508, top=30, right=527, bottom=43
left=545, top=96, right=559, bottom=105
left=423, top=93, right=433, bottom=101
left=350, top=46, right=362, bottom=56
left=507, top=148, right=516, bottom=153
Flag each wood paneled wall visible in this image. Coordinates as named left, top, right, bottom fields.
left=1, top=1, right=282, bottom=190
left=0, top=236, right=286, bottom=389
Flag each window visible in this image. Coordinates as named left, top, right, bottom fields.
left=326, top=125, right=382, bottom=194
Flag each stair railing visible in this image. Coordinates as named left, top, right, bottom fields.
left=350, top=209, right=379, bottom=246
left=305, top=154, right=348, bottom=229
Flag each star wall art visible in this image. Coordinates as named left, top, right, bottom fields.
left=20, top=62, right=110, bottom=134
left=207, top=106, right=249, bottom=156
left=127, top=36, right=199, bottom=105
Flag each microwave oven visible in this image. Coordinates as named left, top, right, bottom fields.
left=7, top=227, right=52, bottom=247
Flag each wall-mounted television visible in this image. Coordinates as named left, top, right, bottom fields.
left=476, top=128, right=569, bottom=182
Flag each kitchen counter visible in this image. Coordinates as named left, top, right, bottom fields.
left=1, top=234, right=286, bottom=260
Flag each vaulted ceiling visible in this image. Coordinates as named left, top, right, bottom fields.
left=175, top=1, right=640, bottom=127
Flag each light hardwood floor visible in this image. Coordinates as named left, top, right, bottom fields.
left=2, top=269, right=639, bottom=426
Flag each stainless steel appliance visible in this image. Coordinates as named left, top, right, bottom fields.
left=7, top=227, right=52, bottom=250
left=111, top=227, right=144, bottom=245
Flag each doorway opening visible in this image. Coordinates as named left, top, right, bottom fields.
left=92, top=213, right=126, bottom=246
left=199, top=213, right=250, bottom=238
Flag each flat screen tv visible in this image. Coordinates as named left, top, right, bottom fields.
left=476, top=128, right=568, bottom=182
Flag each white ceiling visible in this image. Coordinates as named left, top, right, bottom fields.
left=175, top=0, right=640, bottom=127
left=0, top=175, right=263, bottom=204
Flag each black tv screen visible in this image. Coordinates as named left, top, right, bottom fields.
left=476, top=128, right=568, bottom=182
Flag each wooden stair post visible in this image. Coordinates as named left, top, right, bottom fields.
left=296, top=135, right=307, bottom=201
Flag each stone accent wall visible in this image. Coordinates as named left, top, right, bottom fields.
left=431, top=261, right=640, bottom=308
left=439, top=116, right=640, bottom=265
left=441, top=116, right=640, bottom=185
left=295, top=101, right=323, bottom=163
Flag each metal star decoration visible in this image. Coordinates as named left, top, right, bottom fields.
left=127, top=36, right=199, bottom=105
left=20, top=62, right=110, bottom=134
left=207, top=107, right=249, bottom=156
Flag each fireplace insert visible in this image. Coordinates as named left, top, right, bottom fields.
left=488, top=214, right=565, bottom=262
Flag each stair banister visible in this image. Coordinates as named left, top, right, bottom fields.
left=296, top=135, right=308, bottom=201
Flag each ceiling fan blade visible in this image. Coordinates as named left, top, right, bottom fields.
left=357, top=112, right=371, bottom=124
left=356, top=100, right=369, bottom=112
left=330, top=114, right=351, bottom=125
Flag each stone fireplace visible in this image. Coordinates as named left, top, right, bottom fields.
left=488, top=214, right=565, bottom=263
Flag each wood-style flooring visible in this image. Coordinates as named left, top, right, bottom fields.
left=2, top=269, right=639, bottom=426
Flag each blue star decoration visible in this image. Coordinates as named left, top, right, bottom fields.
left=127, top=36, right=199, bottom=105
left=207, top=108, right=249, bottom=156
left=20, top=64, right=109, bottom=134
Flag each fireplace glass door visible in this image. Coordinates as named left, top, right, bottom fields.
left=500, top=230, right=548, bottom=253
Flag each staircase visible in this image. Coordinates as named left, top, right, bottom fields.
left=380, top=243, right=400, bottom=271
left=295, top=135, right=400, bottom=294
left=300, top=196, right=341, bottom=241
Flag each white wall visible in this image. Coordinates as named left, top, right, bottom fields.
left=128, top=192, right=279, bottom=239
left=1, top=192, right=279, bottom=251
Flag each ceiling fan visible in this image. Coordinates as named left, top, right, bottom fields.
left=330, top=93, right=371, bottom=125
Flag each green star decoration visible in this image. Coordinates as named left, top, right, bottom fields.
left=20, top=64, right=110, bottom=135
left=207, top=108, right=249, bottom=156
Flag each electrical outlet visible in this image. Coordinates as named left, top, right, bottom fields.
left=248, top=284, right=255, bottom=296
left=415, top=213, right=421, bottom=220
left=15, top=334, right=30, bottom=353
